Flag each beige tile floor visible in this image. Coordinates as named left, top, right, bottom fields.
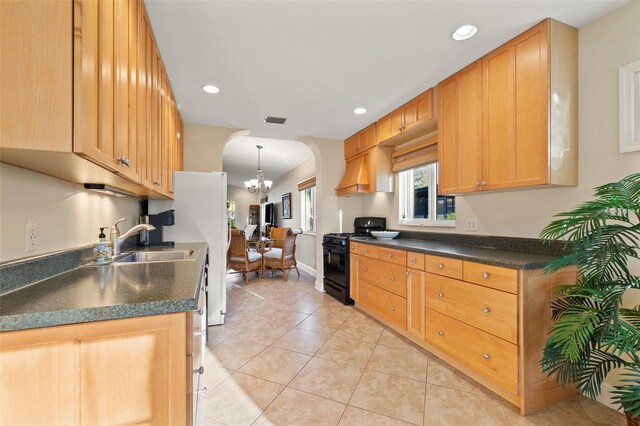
left=200, top=271, right=626, bottom=426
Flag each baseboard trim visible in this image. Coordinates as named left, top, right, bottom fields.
left=296, top=261, right=316, bottom=277
left=314, top=278, right=325, bottom=293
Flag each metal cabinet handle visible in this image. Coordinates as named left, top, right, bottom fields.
left=194, top=330, right=206, bottom=336
left=390, top=276, right=395, bottom=281
left=483, top=353, right=491, bottom=360
left=481, top=181, right=487, bottom=186
left=438, top=263, right=444, bottom=269
left=482, top=272, right=490, bottom=279
left=438, top=330, right=445, bottom=336
left=194, top=366, right=205, bottom=375
left=437, top=292, right=445, bottom=298
left=387, top=253, right=392, bottom=258
left=390, top=306, right=396, bottom=311
left=406, top=271, right=410, bottom=277
left=196, top=308, right=204, bottom=315
left=363, top=292, right=368, bottom=297
left=117, top=156, right=131, bottom=167
left=364, top=266, right=368, bottom=272
left=475, top=181, right=481, bottom=187
left=195, top=387, right=208, bottom=394
left=153, top=180, right=161, bottom=186
left=482, top=307, right=491, bottom=314
left=411, top=258, right=417, bottom=263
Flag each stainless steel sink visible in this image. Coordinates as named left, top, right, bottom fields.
left=114, top=249, right=199, bottom=264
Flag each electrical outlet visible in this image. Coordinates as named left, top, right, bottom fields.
left=25, top=223, right=37, bottom=252
left=466, top=218, right=478, bottom=232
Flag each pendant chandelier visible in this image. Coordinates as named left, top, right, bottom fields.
left=244, top=145, right=272, bottom=193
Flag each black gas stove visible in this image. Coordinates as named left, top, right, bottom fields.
left=322, top=217, right=386, bottom=304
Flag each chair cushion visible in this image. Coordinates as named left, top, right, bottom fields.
left=264, top=248, right=283, bottom=259
left=230, top=252, right=262, bottom=262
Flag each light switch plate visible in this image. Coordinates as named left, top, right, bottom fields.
left=466, top=218, right=478, bottom=232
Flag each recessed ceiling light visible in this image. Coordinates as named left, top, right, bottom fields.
left=353, top=107, right=367, bottom=115
left=452, top=24, right=478, bottom=41
left=202, top=84, right=220, bottom=94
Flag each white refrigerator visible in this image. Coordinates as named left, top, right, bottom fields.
left=149, top=171, right=227, bottom=325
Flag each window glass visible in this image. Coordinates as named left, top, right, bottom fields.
left=399, top=163, right=455, bottom=226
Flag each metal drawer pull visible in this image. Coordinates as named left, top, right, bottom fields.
left=364, top=249, right=369, bottom=253
left=438, top=330, right=445, bottom=336
left=437, top=292, right=445, bottom=298
left=194, top=366, right=205, bottom=375
left=194, top=330, right=206, bottom=336
left=364, top=266, right=368, bottom=272
left=390, top=276, right=395, bottom=281
left=195, top=387, right=208, bottom=394
left=482, top=307, right=491, bottom=313
left=387, top=253, right=392, bottom=257
left=438, top=263, right=444, bottom=269
left=390, top=306, right=396, bottom=311
left=482, top=272, right=490, bottom=279
left=364, top=292, right=368, bottom=297
left=475, top=181, right=481, bottom=187
left=411, top=258, right=416, bottom=263
left=483, top=353, right=491, bottom=360
left=196, top=308, right=204, bottom=315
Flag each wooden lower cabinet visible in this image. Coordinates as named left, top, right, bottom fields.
left=0, top=313, right=194, bottom=425
left=406, top=268, right=426, bottom=340
left=349, top=253, right=359, bottom=302
left=426, top=308, right=518, bottom=395
left=352, top=243, right=577, bottom=415
left=359, top=281, right=407, bottom=330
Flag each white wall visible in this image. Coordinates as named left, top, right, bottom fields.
left=267, top=157, right=316, bottom=270
left=183, top=123, right=242, bottom=173
left=0, top=163, right=140, bottom=262
left=227, top=184, right=259, bottom=230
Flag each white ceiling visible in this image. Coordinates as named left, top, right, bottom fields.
left=223, top=136, right=313, bottom=187
left=145, top=0, right=625, bottom=142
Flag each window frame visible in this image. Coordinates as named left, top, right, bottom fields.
left=398, top=163, right=455, bottom=228
left=300, top=185, right=316, bottom=233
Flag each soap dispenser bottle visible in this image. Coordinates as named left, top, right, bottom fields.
left=93, top=227, right=112, bottom=263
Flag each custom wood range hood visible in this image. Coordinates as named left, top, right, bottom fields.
left=336, top=155, right=370, bottom=196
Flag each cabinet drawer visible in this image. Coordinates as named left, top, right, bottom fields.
left=407, top=252, right=425, bottom=270
left=425, top=255, right=463, bottom=279
left=426, top=273, right=518, bottom=343
left=426, top=308, right=517, bottom=394
left=359, top=281, right=406, bottom=330
left=359, top=256, right=407, bottom=298
left=463, top=262, right=518, bottom=294
left=378, top=247, right=407, bottom=266
left=349, top=242, right=359, bottom=254
left=360, top=244, right=379, bottom=259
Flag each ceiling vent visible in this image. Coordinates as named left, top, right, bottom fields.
left=264, top=116, right=287, bottom=124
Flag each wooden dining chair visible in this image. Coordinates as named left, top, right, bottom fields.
left=227, top=228, right=263, bottom=284
left=263, top=227, right=301, bottom=280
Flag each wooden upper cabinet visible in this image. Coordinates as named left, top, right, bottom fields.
left=438, top=19, right=577, bottom=195
left=438, top=60, right=483, bottom=194
left=0, top=0, right=181, bottom=199
left=377, top=88, right=435, bottom=145
left=344, top=123, right=377, bottom=160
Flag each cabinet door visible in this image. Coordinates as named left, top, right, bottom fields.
left=407, top=268, right=426, bottom=340
left=415, top=89, right=433, bottom=123
left=483, top=21, right=548, bottom=190
left=0, top=339, right=76, bottom=425
left=438, top=60, right=483, bottom=194
left=358, top=123, right=377, bottom=153
left=402, top=99, right=418, bottom=129
left=344, top=134, right=359, bottom=159
left=377, top=108, right=402, bottom=143
left=349, top=253, right=358, bottom=302
left=74, top=0, right=119, bottom=170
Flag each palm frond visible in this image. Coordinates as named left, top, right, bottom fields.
left=612, top=366, right=640, bottom=418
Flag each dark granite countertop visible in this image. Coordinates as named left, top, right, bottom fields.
left=350, top=236, right=560, bottom=270
left=0, top=243, right=207, bottom=332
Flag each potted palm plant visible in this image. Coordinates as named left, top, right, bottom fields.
left=540, top=173, right=640, bottom=425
